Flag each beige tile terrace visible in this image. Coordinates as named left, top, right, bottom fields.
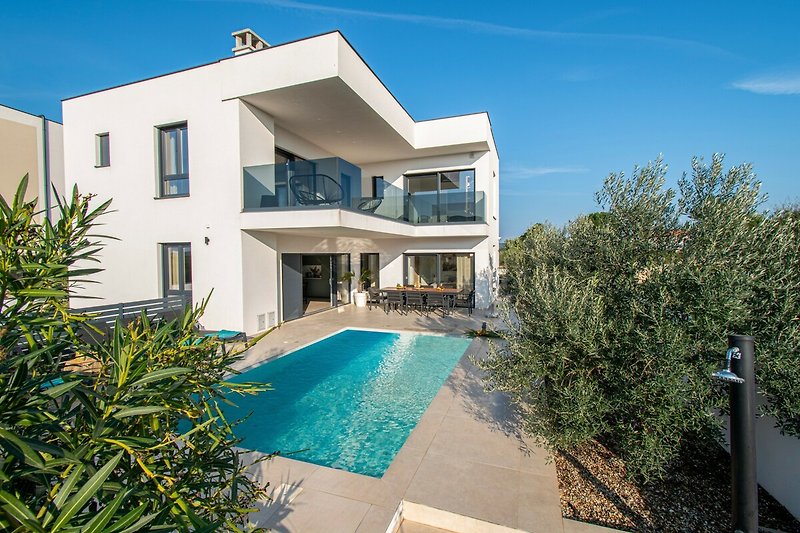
left=233, top=304, right=588, bottom=532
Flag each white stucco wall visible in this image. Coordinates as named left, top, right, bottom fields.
left=62, top=31, right=500, bottom=333
left=721, top=400, right=800, bottom=520
left=63, top=65, right=248, bottom=330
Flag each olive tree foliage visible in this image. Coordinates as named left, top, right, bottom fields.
left=0, top=177, right=270, bottom=532
left=482, top=154, right=800, bottom=481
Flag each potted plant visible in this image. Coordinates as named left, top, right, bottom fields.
left=343, top=269, right=372, bottom=307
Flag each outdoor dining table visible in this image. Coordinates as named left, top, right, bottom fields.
left=381, top=287, right=463, bottom=294
left=380, top=287, right=462, bottom=314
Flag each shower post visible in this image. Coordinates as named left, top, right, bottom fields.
left=727, top=334, right=758, bottom=533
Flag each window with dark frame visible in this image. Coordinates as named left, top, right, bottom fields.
left=161, top=243, right=192, bottom=301
left=158, top=123, right=189, bottom=197
left=95, top=133, right=110, bottom=167
left=404, top=169, right=476, bottom=223
left=403, top=253, right=475, bottom=290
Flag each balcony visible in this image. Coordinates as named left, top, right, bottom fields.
left=243, top=158, right=485, bottom=224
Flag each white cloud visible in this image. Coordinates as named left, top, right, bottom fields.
left=210, top=0, right=731, bottom=56
left=732, top=74, right=800, bottom=95
left=503, top=166, right=589, bottom=179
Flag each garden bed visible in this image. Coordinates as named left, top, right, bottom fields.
left=555, top=438, right=800, bottom=532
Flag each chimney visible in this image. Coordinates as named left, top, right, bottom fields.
left=231, top=28, right=269, bottom=56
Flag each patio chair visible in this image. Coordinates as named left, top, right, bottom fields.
left=405, top=290, right=425, bottom=314
left=453, top=290, right=475, bottom=316
left=289, top=174, right=343, bottom=206
left=385, top=290, right=405, bottom=314
left=426, top=291, right=451, bottom=316
left=367, top=287, right=385, bottom=310
left=193, top=328, right=247, bottom=346
left=357, top=198, right=383, bottom=213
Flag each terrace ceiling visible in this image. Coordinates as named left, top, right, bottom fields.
left=240, top=77, right=489, bottom=165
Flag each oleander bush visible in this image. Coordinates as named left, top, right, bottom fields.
left=483, top=154, right=800, bottom=481
left=0, top=176, right=269, bottom=532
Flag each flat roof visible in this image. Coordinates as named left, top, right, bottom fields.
left=60, top=30, right=492, bottom=129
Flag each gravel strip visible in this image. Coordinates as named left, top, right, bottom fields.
left=555, top=438, right=800, bottom=532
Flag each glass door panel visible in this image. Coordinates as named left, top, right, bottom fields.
left=162, top=243, right=192, bottom=303
left=360, top=253, right=380, bottom=289
left=406, top=173, right=438, bottom=223
left=332, top=254, right=351, bottom=306
left=405, top=255, right=437, bottom=287
left=439, top=253, right=474, bottom=290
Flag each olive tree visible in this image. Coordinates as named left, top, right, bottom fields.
left=484, top=154, right=800, bottom=480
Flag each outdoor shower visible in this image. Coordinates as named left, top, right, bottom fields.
left=713, top=347, right=745, bottom=384
left=713, top=335, right=758, bottom=533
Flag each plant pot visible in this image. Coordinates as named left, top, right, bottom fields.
left=354, top=291, right=367, bottom=308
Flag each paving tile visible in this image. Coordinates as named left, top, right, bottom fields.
left=303, top=464, right=396, bottom=507
left=355, top=504, right=400, bottom=533
left=425, top=414, right=525, bottom=471
left=381, top=444, right=427, bottom=495
left=401, top=408, right=447, bottom=452
left=404, top=453, right=522, bottom=529
left=259, top=488, right=372, bottom=532
left=242, top=452, right=320, bottom=490
left=518, top=472, right=564, bottom=533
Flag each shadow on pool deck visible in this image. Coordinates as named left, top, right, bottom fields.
left=234, top=304, right=577, bottom=533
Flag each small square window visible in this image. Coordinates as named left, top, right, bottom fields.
left=95, top=133, right=110, bottom=167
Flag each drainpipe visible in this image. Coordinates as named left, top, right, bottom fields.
left=39, top=115, right=51, bottom=220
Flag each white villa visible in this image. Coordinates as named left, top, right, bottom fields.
left=62, top=29, right=500, bottom=334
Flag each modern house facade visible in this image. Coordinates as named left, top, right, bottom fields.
left=0, top=103, right=64, bottom=217
left=62, top=30, right=500, bottom=334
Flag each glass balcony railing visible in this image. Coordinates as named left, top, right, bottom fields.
left=351, top=180, right=485, bottom=224
left=243, top=157, right=362, bottom=210
left=243, top=159, right=486, bottom=224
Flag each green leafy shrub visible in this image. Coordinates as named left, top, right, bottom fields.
left=0, top=177, right=269, bottom=531
left=482, top=155, right=800, bottom=481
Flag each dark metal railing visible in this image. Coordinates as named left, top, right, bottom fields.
left=71, top=294, right=190, bottom=328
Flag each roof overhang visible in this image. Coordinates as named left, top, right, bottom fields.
left=221, top=32, right=492, bottom=164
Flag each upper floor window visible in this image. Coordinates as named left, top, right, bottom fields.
left=159, top=123, right=189, bottom=197
left=95, top=133, right=110, bottom=167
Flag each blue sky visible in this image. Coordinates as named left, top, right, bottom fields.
left=2, top=1, right=799, bottom=238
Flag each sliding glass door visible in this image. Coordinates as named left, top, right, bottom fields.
left=403, top=253, right=474, bottom=290
left=332, top=253, right=351, bottom=306
left=360, top=253, right=380, bottom=289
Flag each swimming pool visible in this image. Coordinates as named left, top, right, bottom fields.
left=224, top=329, right=472, bottom=477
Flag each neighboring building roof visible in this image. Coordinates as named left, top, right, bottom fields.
left=0, top=102, right=61, bottom=124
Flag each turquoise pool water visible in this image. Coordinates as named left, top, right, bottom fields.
left=224, top=329, right=471, bottom=477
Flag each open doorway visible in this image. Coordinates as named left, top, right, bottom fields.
left=281, top=253, right=351, bottom=321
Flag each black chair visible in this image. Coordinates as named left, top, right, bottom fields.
left=385, top=291, right=405, bottom=314
left=289, top=174, right=344, bottom=206
left=405, top=291, right=425, bottom=314
left=260, top=194, right=279, bottom=208
left=426, top=291, right=451, bottom=316
left=357, top=198, right=383, bottom=213
left=367, top=287, right=385, bottom=310
left=453, top=290, right=475, bottom=316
